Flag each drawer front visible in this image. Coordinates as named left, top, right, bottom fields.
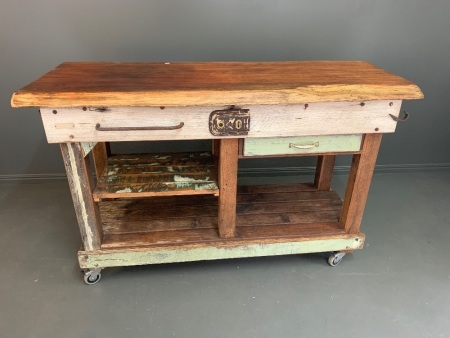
left=41, top=107, right=212, bottom=143
left=243, top=135, right=363, bottom=156
left=40, top=100, right=400, bottom=143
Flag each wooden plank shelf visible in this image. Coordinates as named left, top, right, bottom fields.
left=98, top=183, right=345, bottom=249
left=78, top=183, right=365, bottom=269
left=93, top=152, right=219, bottom=201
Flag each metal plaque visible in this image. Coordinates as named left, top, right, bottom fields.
left=209, top=108, right=250, bottom=136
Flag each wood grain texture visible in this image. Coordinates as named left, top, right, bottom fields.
left=92, top=142, right=108, bottom=178
left=218, top=139, right=239, bottom=238
left=12, top=61, right=423, bottom=108
left=60, top=143, right=102, bottom=250
left=314, top=155, right=337, bottom=191
left=93, top=152, right=219, bottom=200
left=339, top=134, right=383, bottom=233
left=39, top=101, right=401, bottom=143
left=79, top=234, right=365, bottom=269
left=97, top=184, right=344, bottom=248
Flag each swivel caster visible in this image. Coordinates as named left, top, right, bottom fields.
left=327, top=252, right=346, bottom=267
left=83, top=269, right=102, bottom=285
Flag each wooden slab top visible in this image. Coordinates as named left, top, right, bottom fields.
left=11, top=61, right=423, bottom=108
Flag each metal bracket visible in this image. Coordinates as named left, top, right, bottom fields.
left=389, top=111, right=409, bottom=122
left=209, top=108, right=250, bottom=136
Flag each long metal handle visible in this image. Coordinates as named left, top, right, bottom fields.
left=289, top=142, right=320, bottom=149
left=95, top=122, right=184, bottom=132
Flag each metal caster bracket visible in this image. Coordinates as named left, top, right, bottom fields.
left=327, top=252, right=346, bottom=267
left=83, top=269, right=102, bottom=285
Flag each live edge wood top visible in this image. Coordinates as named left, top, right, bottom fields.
left=11, top=61, right=423, bottom=108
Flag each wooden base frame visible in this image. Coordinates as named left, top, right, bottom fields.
left=79, top=234, right=364, bottom=269
left=63, top=132, right=382, bottom=275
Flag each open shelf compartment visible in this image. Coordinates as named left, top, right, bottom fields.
left=79, top=183, right=366, bottom=269
left=99, top=183, right=346, bottom=248
left=93, top=151, right=219, bottom=201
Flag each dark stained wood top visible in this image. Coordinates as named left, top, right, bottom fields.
left=11, top=61, right=423, bottom=107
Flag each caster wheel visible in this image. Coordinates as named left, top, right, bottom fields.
left=327, top=252, right=346, bottom=267
left=83, top=269, right=102, bottom=285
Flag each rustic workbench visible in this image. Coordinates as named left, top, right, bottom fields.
left=12, top=61, right=423, bottom=284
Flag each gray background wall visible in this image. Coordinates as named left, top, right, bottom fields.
left=1, top=0, right=449, bottom=177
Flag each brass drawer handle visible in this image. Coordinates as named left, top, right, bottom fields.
left=95, top=122, right=184, bottom=132
left=289, top=142, right=320, bottom=149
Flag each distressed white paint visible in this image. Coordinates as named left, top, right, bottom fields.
left=80, top=142, right=97, bottom=157
left=67, top=144, right=94, bottom=251
left=78, top=234, right=365, bottom=269
left=40, top=100, right=401, bottom=143
left=115, top=187, right=132, bottom=193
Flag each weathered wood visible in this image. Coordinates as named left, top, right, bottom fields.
left=99, top=184, right=343, bottom=242
left=80, top=142, right=97, bottom=157
left=314, top=155, right=336, bottom=191
left=12, top=61, right=424, bottom=277
left=100, top=210, right=341, bottom=235
left=237, top=190, right=341, bottom=203
left=218, top=139, right=239, bottom=238
left=106, top=152, right=215, bottom=165
left=60, top=143, right=102, bottom=250
left=12, top=61, right=423, bottom=108
left=212, top=139, right=220, bottom=156
left=92, top=142, right=108, bottom=178
left=101, top=221, right=349, bottom=249
left=243, top=134, right=362, bottom=156
left=79, top=234, right=365, bottom=269
left=39, top=101, right=401, bottom=143
left=92, top=152, right=219, bottom=201
left=238, top=183, right=318, bottom=193
left=339, top=134, right=383, bottom=233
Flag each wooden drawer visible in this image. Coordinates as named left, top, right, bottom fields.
left=242, top=135, right=363, bottom=157
left=40, top=100, right=400, bottom=143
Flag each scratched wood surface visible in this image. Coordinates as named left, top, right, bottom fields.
left=12, top=61, right=423, bottom=107
left=39, top=101, right=402, bottom=143
left=99, top=183, right=344, bottom=248
left=93, top=152, right=218, bottom=201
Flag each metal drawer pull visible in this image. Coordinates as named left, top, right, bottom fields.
left=95, top=122, right=184, bottom=131
left=289, top=142, right=320, bottom=149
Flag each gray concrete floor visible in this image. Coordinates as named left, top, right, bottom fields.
left=1, top=171, right=449, bottom=338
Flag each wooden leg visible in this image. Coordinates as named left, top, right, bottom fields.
left=339, top=134, right=382, bottom=234
left=314, top=155, right=336, bottom=191
left=61, top=142, right=102, bottom=251
left=218, top=138, right=239, bottom=238
left=211, top=139, right=221, bottom=157
left=92, top=142, right=108, bottom=178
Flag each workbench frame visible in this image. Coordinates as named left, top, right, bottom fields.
left=11, top=61, right=422, bottom=283
left=60, top=134, right=381, bottom=273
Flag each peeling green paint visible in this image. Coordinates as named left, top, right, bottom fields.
left=79, top=235, right=365, bottom=269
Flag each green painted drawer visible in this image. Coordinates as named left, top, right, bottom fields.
left=243, top=134, right=363, bottom=156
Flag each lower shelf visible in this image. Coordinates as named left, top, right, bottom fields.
left=99, top=183, right=345, bottom=248
left=79, top=183, right=365, bottom=268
